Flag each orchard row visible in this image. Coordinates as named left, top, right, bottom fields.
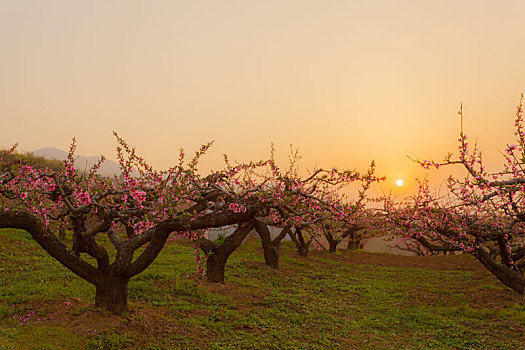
left=1, top=96, right=524, bottom=314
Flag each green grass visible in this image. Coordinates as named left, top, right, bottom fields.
left=1, top=229, right=524, bottom=349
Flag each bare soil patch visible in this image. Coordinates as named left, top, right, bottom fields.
left=10, top=299, right=181, bottom=347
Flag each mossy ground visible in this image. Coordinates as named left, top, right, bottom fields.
left=0, top=229, right=523, bottom=349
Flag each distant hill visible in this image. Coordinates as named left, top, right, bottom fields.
left=33, top=147, right=123, bottom=176
left=0, top=149, right=65, bottom=172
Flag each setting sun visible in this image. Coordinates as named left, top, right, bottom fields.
left=396, top=179, right=404, bottom=187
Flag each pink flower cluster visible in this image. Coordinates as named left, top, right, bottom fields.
left=229, top=202, right=247, bottom=213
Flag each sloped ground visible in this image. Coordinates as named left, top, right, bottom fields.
left=0, top=229, right=523, bottom=349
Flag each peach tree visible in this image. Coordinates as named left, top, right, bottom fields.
left=0, top=135, right=264, bottom=313
left=393, top=97, right=525, bottom=293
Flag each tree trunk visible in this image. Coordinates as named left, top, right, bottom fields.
left=324, top=231, right=340, bottom=252
left=95, top=274, right=130, bottom=314
left=291, top=227, right=311, bottom=257
left=255, top=222, right=279, bottom=269
left=206, top=252, right=228, bottom=283
left=200, top=222, right=255, bottom=283
left=474, top=249, right=525, bottom=294
left=346, top=238, right=362, bottom=250
left=272, top=226, right=291, bottom=252
left=263, top=243, right=279, bottom=268
left=346, top=230, right=363, bottom=250
left=297, top=246, right=308, bottom=256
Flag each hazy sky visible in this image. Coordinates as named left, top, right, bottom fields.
left=1, top=0, right=524, bottom=195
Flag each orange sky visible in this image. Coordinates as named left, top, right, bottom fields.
left=1, top=1, right=524, bottom=197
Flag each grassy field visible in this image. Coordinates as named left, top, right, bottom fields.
left=0, top=229, right=523, bottom=349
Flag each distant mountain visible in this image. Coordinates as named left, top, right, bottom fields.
left=33, top=147, right=122, bottom=176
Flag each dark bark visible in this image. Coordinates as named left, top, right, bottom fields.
left=343, top=225, right=364, bottom=251
left=205, top=251, right=227, bottom=283
left=272, top=226, right=291, bottom=251
left=414, top=236, right=461, bottom=253
left=255, top=222, right=279, bottom=269
left=95, top=273, right=130, bottom=314
left=322, top=222, right=341, bottom=252
left=0, top=210, right=130, bottom=313
left=324, top=232, right=340, bottom=253
left=289, top=227, right=312, bottom=256
left=512, top=247, right=525, bottom=261
left=346, top=239, right=363, bottom=250
left=0, top=210, right=100, bottom=284
left=474, top=248, right=524, bottom=294
left=0, top=202, right=262, bottom=314
left=415, top=225, right=524, bottom=293
left=200, top=222, right=255, bottom=283
left=124, top=201, right=261, bottom=277
left=496, top=235, right=513, bottom=268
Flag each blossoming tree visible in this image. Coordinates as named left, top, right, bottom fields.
left=0, top=135, right=264, bottom=313
left=249, top=147, right=382, bottom=261
left=196, top=145, right=383, bottom=281
left=320, top=162, right=384, bottom=253
left=198, top=147, right=376, bottom=278
left=393, top=96, right=525, bottom=294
